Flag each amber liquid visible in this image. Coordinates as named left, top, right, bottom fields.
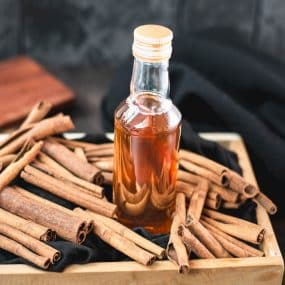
left=113, top=93, right=181, bottom=234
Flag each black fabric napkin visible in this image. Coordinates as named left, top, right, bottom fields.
left=0, top=133, right=256, bottom=271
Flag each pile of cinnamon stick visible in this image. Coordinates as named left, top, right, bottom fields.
left=0, top=101, right=277, bottom=272
left=0, top=102, right=165, bottom=269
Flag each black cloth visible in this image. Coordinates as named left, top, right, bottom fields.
left=102, top=32, right=285, bottom=217
left=0, top=134, right=256, bottom=271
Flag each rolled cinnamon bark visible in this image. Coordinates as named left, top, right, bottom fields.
left=93, top=159, right=114, bottom=172
left=167, top=214, right=190, bottom=273
left=20, top=101, right=52, bottom=128
left=201, top=212, right=265, bottom=245
left=42, top=140, right=102, bottom=184
left=0, top=154, right=16, bottom=168
left=74, top=208, right=165, bottom=258
left=210, top=183, right=239, bottom=203
left=21, top=165, right=117, bottom=218
left=201, top=219, right=264, bottom=257
left=32, top=160, right=104, bottom=200
left=86, top=147, right=114, bottom=158
left=0, top=223, right=60, bottom=263
left=185, top=213, right=230, bottom=258
left=0, top=186, right=86, bottom=244
left=175, top=192, right=186, bottom=223
left=222, top=201, right=241, bottom=209
left=175, top=180, right=195, bottom=198
left=178, top=225, right=215, bottom=259
left=0, top=141, right=43, bottom=191
left=0, top=234, right=50, bottom=269
left=0, top=208, right=55, bottom=242
left=14, top=186, right=93, bottom=235
left=102, top=171, right=113, bottom=185
left=179, top=159, right=227, bottom=186
left=52, top=137, right=113, bottom=151
left=37, top=152, right=104, bottom=197
left=179, top=150, right=228, bottom=176
left=0, top=115, right=74, bottom=156
left=93, top=219, right=156, bottom=266
left=177, top=170, right=202, bottom=185
left=74, top=147, right=88, bottom=162
left=255, top=192, right=277, bottom=215
left=227, top=171, right=259, bottom=198
left=205, top=197, right=222, bottom=210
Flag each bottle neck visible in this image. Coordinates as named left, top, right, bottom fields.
left=130, top=58, right=170, bottom=98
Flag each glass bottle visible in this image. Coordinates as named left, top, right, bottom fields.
left=113, top=25, right=181, bottom=234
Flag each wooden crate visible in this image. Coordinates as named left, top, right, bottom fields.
left=0, top=133, right=283, bottom=285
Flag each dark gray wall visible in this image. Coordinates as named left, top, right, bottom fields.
left=1, top=0, right=285, bottom=66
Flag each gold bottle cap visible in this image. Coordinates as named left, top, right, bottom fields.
left=132, top=24, right=173, bottom=62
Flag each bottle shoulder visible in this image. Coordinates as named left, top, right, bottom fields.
left=114, top=93, right=181, bottom=134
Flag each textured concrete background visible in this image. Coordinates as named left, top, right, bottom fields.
left=0, top=0, right=285, bottom=66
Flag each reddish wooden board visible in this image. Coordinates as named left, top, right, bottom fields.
left=0, top=56, right=74, bottom=128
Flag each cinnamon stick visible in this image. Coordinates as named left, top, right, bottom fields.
left=179, top=159, right=227, bottom=186
left=37, top=152, right=104, bottom=198
left=0, top=186, right=86, bottom=244
left=14, top=186, right=93, bottom=235
left=255, top=192, right=277, bottom=215
left=0, top=154, right=17, bottom=168
left=0, top=208, right=55, bottom=242
left=179, top=149, right=228, bottom=176
left=205, top=197, right=222, bottom=210
left=177, top=225, right=215, bottom=259
left=93, top=159, right=114, bottom=172
left=92, top=218, right=156, bottom=266
left=0, top=223, right=60, bottom=263
left=210, top=183, right=239, bottom=203
left=222, top=201, right=241, bottom=209
left=202, top=210, right=265, bottom=245
left=42, top=140, right=102, bottom=184
left=74, top=147, right=88, bottom=162
left=74, top=208, right=165, bottom=258
left=167, top=214, right=190, bottom=273
left=102, top=171, right=113, bottom=185
left=86, top=147, right=114, bottom=158
left=175, top=180, right=195, bottom=198
left=227, top=171, right=259, bottom=198
left=52, top=137, right=113, bottom=152
left=21, top=165, right=117, bottom=218
left=0, top=141, right=43, bottom=191
left=0, top=115, right=74, bottom=156
left=201, top=219, right=264, bottom=257
left=185, top=212, right=230, bottom=258
left=175, top=192, right=186, bottom=223
left=0, top=234, right=50, bottom=269
left=20, top=101, right=52, bottom=128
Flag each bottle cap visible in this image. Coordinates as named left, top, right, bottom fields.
left=132, top=25, right=173, bottom=62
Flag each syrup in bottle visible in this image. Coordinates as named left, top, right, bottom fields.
left=113, top=25, right=181, bottom=234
